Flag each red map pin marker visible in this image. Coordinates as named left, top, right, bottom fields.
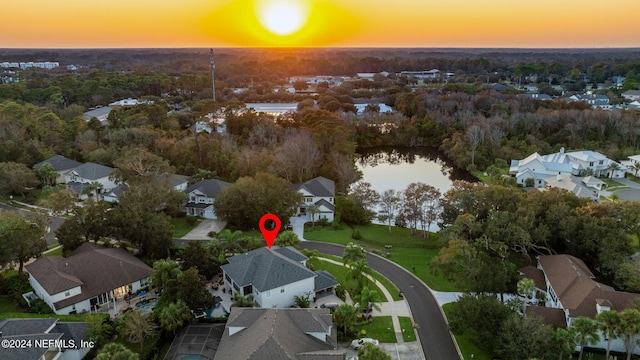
left=259, top=213, right=281, bottom=249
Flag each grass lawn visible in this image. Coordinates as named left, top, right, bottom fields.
left=355, top=316, right=396, bottom=343
left=45, top=246, right=64, bottom=256
left=0, top=312, right=109, bottom=323
left=1, top=270, right=19, bottom=279
left=169, top=217, right=201, bottom=238
left=0, top=296, right=25, bottom=313
left=305, top=224, right=459, bottom=292
left=307, top=258, right=387, bottom=302
left=398, top=316, right=416, bottom=342
left=441, top=303, right=493, bottom=360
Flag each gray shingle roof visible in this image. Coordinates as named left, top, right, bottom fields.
left=52, top=322, right=88, bottom=349
left=82, top=106, right=112, bottom=120
left=26, top=243, right=150, bottom=310
left=274, top=246, right=308, bottom=262
left=0, top=318, right=57, bottom=336
left=185, top=179, right=232, bottom=198
left=0, top=319, right=89, bottom=360
left=215, top=308, right=342, bottom=360
left=66, top=162, right=114, bottom=181
left=222, top=247, right=315, bottom=292
left=294, top=177, right=335, bottom=197
left=314, top=270, right=338, bottom=292
left=35, top=155, right=82, bottom=172
left=314, top=199, right=335, bottom=212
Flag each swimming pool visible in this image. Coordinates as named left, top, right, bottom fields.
left=205, top=303, right=229, bottom=318
left=135, top=298, right=157, bottom=313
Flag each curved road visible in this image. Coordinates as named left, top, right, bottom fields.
left=0, top=202, right=64, bottom=246
left=300, top=241, right=460, bottom=360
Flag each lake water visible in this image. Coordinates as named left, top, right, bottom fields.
left=355, top=147, right=477, bottom=229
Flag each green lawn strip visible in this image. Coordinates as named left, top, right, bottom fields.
left=0, top=296, right=25, bottom=313
left=44, top=246, right=64, bottom=256
left=355, top=316, right=396, bottom=343
left=0, top=312, right=109, bottom=323
left=305, top=224, right=459, bottom=292
left=316, top=255, right=402, bottom=301
left=169, top=217, right=200, bottom=238
left=307, top=258, right=387, bottom=302
left=398, top=316, right=416, bottom=342
left=1, top=270, right=19, bottom=279
left=441, top=303, right=493, bottom=360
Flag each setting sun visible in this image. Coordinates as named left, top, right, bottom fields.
left=257, top=0, right=309, bottom=36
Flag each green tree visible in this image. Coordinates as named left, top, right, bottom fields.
left=118, top=310, right=157, bottom=352
left=554, top=327, right=577, bottom=360
left=342, top=242, right=365, bottom=265
left=214, top=172, right=302, bottom=230
left=293, top=294, right=311, bottom=308
left=517, top=278, right=536, bottom=315
left=307, top=204, right=320, bottom=229
left=595, top=310, right=620, bottom=360
left=0, top=210, right=48, bottom=273
left=495, top=314, right=555, bottom=360
left=176, top=267, right=215, bottom=311
left=158, top=300, right=192, bottom=335
left=572, top=317, right=600, bottom=360
left=274, top=231, right=300, bottom=247
left=95, top=343, right=139, bottom=360
left=182, top=241, right=217, bottom=280
left=377, top=189, right=401, bottom=234
left=353, top=286, right=382, bottom=313
left=333, top=303, right=358, bottom=336
left=150, top=259, right=182, bottom=298
left=349, top=180, right=380, bottom=217
left=42, top=187, right=77, bottom=216
left=347, top=259, right=373, bottom=291
left=358, top=342, right=392, bottom=360
left=82, top=181, right=104, bottom=200
left=33, top=163, right=58, bottom=186
left=617, top=309, right=640, bottom=360
left=0, top=162, right=39, bottom=197
left=231, top=293, right=258, bottom=308
left=631, top=162, right=640, bottom=177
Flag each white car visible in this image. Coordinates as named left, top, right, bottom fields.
left=350, top=338, right=379, bottom=349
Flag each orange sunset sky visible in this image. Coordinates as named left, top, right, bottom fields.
left=2, top=0, right=639, bottom=48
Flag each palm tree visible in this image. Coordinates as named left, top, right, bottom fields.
left=632, top=162, right=640, bottom=177
left=617, top=309, right=640, bottom=360
left=333, top=303, right=357, bottom=336
left=95, top=343, right=138, bottom=360
left=554, top=327, right=577, bottom=360
left=231, top=293, right=258, bottom=308
left=82, top=181, right=104, bottom=201
left=150, top=259, right=182, bottom=294
left=353, top=286, right=381, bottom=313
left=159, top=300, right=192, bottom=335
left=118, top=311, right=157, bottom=352
left=607, top=161, right=621, bottom=179
left=517, top=278, right=536, bottom=315
left=307, top=204, right=320, bottom=229
left=595, top=310, right=620, bottom=360
left=347, top=259, right=373, bottom=291
left=572, top=317, right=601, bottom=360
left=342, top=242, right=365, bottom=266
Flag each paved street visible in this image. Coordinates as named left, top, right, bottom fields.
left=300, top=241, right=461, bottom=360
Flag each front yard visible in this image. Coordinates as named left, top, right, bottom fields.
left=169, top=216, right=201, bottom=238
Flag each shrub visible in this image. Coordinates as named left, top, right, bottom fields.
left=30, top=299, right=53, bottom=314
left=331, top=221, right=342, bottom=230
left=466, top=163, right=477, bottom=172
left=351, top=229, right=362, bottom=240
left=185, top=216, right=198, bottom=226
left=317, top=218, right=329, bottom=227
left=207, top=231, right=217, bottom=238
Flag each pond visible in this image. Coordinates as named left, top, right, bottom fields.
left=356, top=147, right=478, bottom=229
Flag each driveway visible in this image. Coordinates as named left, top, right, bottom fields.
left=289, top=216, right=308, bottom=241
left=181, top=220, right=226, bottom=240
left=300, top=241, right=461, bottom=360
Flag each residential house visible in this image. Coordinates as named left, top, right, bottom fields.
left=103, top=173, right=189, bottom=203
left=81, top=106, right=112, bottom=122
left=0, top=318, right=90, bottom=360
left=108, top=98, right=152, bottom=109
left=399, top=69, right=441, bottom=80
left=524, top=93, right=552, bottom=101
left=34, top=155, right=82, bottom=185
left=622, top=89, right=640, bottom=101
left=64, top=162, right=116, bottom=199
left=294, top=177, right=336, bottom=222
left=26, top=243, right=151, bottom=315
left=522, top=255, right=639, bottom=355
left=510, top=148, right=626, bottom=188
left=221, top=246, right=338, bottom=309
left=567, top=93, right=612, bottom=109
left=214, top=307, right=344, bottom=360
left=184, top=179, right=232, bottom=219
left=543, top=174, right=605, bottom=201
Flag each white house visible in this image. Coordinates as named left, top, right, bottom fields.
left=221, top=247, right=338, bottom=309
left=622, top=90, right=640, bottom=101
left=522, top=255, right=639, bottom=355
left=184, top=179, right=232, bottom=219
left=543, top=175, right=605, bottom=201
left=293, top=176, right=336, bottom=222
left=34, top=155, right=83, bottom=185
left=26, top=243, right=151, bottom=315
left=510, top=148, right=626, bottom=188
left=81, top=106, right=112, bottom=122
left=568, top=93, right=612, bottom=110
left=0, top=318, right=90, bottom=360
left=64, top=162, right=117, bottom=196
left=214, top=308, right=343, bottom=360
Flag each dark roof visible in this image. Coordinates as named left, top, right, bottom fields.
left=35, top=155, right=82, bottom=172
left=106, top=184, right=128, bottom=197
left=314, top=199, right=335, bottom=212
left=26, top=243, right=150, bottom=310
left=314, top=270, right=338, bottom=292
left=527, top=306, right=567, bottom=328
left=0, top=318, right=88, bottom=360
left=539, top=255, right=640, bottom=318
left=0, top=333, right=62, bottom=360
left=165, top=323, right=225, bottom=360
left=294, top=177, right=335, bottom=198
left=186, top=179, right=232, bottom=198
left=519, top=266, right=546, bottom=291
left=274, top=246, right=308, bottom=262
left=214, top=308, right=343, bottom=360
left=489, top=83, right=510, bottom=91
left=222, top=247, right=315, bottom=292
left=167, top=174, right=190, bottom=187
left=52, top=322, right=88, bottom=349
left=82, top=106, right=112, bottom=120
left=0, top=318, right=57, bottom=336
left=66, top=181, right=90, bottom=195
left=186, top=202, right=213, bottom=209
left=66, top=162, right=114, bottom=180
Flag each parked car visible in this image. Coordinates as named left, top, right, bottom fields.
left=350, top=338, right=379, bottom=349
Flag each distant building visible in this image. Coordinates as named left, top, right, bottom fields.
left=293, top=176, right=336, bottom=222
left=525, top=93, right=553, bottom=100
left=184, top=179, right=232, bottom=219
left=35, top=155, right=83, bottom=185
left=81, top=106, right=112, bottom=122
left=622, top=90, right=640, bottom=101
left=1, top=62, right=59, bottom=69
left=567, top=93, right=611, bottom=109
left=108, top=98, right=152, bottom=109
left=399, top=69, right=441, bottom=80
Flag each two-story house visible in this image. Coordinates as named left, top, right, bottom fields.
left=221, top=246, right=338, bottom=308
left=26, top=243, right=151, bottom=315
left=34, top=155, right=83, bottom=185
left=64, top=162, right=117, bottom=199
left=293, top=176, right=336, bottom=222
left=184, top=179, right=232, bottom=219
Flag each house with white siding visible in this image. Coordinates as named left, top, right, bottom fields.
left=183, top=179, right=232, bottom=219
left=293, top=177, right=336, bottom=222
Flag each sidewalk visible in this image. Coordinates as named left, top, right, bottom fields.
left=318, top=256, right=412, bottom=344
